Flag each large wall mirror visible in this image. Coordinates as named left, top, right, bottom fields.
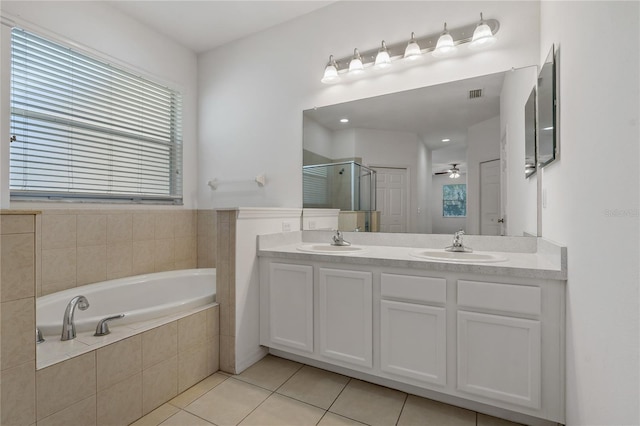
left=303, top=67, right=538, bottom=236
left=537, top=45, right=557, bottom=168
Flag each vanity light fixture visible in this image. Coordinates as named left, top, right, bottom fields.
left=348, top=48, right=364, bottom=74
left=404, top=32, right=422, bottom=60
left=320, top=14, right=499, bottom=84
left=321, top=55, right=339, bottom=84
left=374, top=41, right=392, bottom=69
left=433, top=23, right=457, bottom=57
left=469, top=13, right=497, bottom=50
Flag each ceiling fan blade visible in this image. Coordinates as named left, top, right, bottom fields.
left=435, top=171, right=450, bottom=175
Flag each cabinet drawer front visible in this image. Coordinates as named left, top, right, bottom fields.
left=458, top=280, right=541, bottom=316
left=381, top=274, right=446, bottom=304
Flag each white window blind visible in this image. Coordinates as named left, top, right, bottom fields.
left=9, top=28, right=183, bottom=203
left=303, top=166, right=330, bottom=207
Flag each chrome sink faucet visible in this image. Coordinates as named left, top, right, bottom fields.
left=446, top=229, right=472, bottom=253
left=61, top=295, right=89, bottom=341
left=331, top=230, right=351, bottom=246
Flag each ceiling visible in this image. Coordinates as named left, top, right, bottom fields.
left=107, top=1, right=336, bottom=53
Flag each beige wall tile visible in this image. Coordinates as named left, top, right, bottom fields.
left=97, top=335, right=142, bottom=391
left=97, top=373, right=142, bottom=426
left=178, top=342, right=209, bottom=393
left=219, top=303, right=231, bottom=338
left=41, top=214, right=76, bottom=250
left=76, top=245, right=107, bottom=286
left=142, top=322, right=177, bottom=369
left=154, top=239, right=174, bottom=272
left=142, top=356, right=178, bottom=415
left=76, top=214, right=106, bottom=247
left=196, top=210, right=213, bottom=236
left=1, top=361, right=36, bottom=426
left=197, top=236, right=215, bottom=269
left=107, top=213, right=133, bottom=243
left=154, top=212, right=175, bottom=240
left=178, top=311, right=206, bottom=352
left=1, top=214, right=34, bottom=234
left=175, top=210, right=196, bottom=237
left=1, top=298, right=35, bottom=370
left=216, top=222, right=230, bottom=263
left=1, top=233, right=35, bottom=302
left=106, top=241, right=133, bottom=279
left=219, top=335, right=235, bottom=374
left=35, top=214, right=42, bottom=297
left=175, top=259, right=197, bottom=270
left=37, top=395, right=96, bottom=426
left=175, top=237, right=196, bottom=262
left=41, top=247, right=77, bottom=295
left=132, top=212, right=156, bottom=241
left=37, top=352, right=96, bottom=420
left=208, top=335, right=220, bottom=375
left=206, top=306, right=220, bottom=339
left=132, top=240, right=156, bottom=275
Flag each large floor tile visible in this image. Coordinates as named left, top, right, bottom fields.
left=277, top=365, right=349, bottom=409
left=160, top=410, right=216, bottom=426
left=239, top=393, right=325, bottom=426
left=398, top=395, right=476, bottom=426
left=318, top=412, right=368, bottom=426
left=130, top=404, right=179, bottom=426
left=169, top=372, right=228, bottom=408
left=184, top=378, right=270, bottom=425
left=478, top=413, right=524, bottom=426
left=329, top=379, right=406, bottom=426
left=234, top=354, right=302, bottom=391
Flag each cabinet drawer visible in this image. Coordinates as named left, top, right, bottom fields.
left=381, top=274, right=446, bottom=304
left=458, top=280, right=541, bottom=316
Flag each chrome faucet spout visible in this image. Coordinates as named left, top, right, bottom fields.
left=331, top=230, right=351, bottom=246
left=61, top=295, right=89, bottom=341
left=445, top=229, right=472, bottom=253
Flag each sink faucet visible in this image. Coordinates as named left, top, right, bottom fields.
left=331, top=230, right=351, bottom=246
left=446, top=229, right=472, bottom=253
left=61, top=295, right=89, bottom=341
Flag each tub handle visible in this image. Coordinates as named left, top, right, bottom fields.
left=94, top=314, right=125, bottom=337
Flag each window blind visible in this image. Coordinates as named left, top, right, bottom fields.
left=9, top=28, right=183, bottom=203
left=303, top=166, right=330, bottom=207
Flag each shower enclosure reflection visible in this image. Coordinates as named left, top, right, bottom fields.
left=303, top=161, right=378, bottom=231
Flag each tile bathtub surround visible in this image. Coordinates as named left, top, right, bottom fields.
left=132, top=354, right=525, bottom=426
left=1, top=212, right=38, bottom=426
left=216, top=209, right=236, bottom=374
left=37, top=209, right=199, bottom=296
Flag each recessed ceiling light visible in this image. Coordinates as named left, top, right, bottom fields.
left=543, top=126, right=554, bottom=130
left=441, top=138, right=451, bottom=142
left=340, top=118, right=349, bottom=123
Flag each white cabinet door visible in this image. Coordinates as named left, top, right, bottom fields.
left=319, top=268, right=373, bottom=368
left=268, top=263, right=314, bottom=353
left=381, top=300, right=446, bottom=386
left=457, top=311, right=541, bottom=409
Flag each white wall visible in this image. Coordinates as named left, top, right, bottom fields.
left=0, top=1, right=199, bottom=208
left=465, top=116, right=501, bottom=234
left=303, top=116, right=333, bottom=160
left=197, top=1, right=540, bottom=209
left=540, top=2, right=639, bottom=425
left=432, top=174, right=468, bottom=234
left=500, top=66, right=538, bottom=236
left=417, top=139, right=433, bottom=233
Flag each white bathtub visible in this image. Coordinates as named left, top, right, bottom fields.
left=37, top=268, right=216, bottom=336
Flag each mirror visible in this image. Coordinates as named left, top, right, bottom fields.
left=525, top=86, right=537, bottom=178
left=537, top=45, right=557, bottom=167
left=303, top=67, right=538, bottom=236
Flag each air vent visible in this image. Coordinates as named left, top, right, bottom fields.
left=469, top=89, right=483, bottom=99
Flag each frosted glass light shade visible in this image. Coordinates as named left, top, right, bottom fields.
left=374, top=41, right=391, bottom=69
left=469, top=14, right=496, bottom=50
left=404, top=32, right=421, bottom=60
left=321, top=55, right=340, bottom=84
left=433, top=32, right=456, bottom=57
left=348, top=48, right=364, bottom=74
left=449, top=171, right=460, bottom=179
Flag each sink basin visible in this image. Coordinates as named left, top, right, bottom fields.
left=297, top=244, right=365, bottom=254
left=410, top=249, right=507, bottom=263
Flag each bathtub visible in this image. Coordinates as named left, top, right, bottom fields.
left=37, top=268, right=216, bottom=336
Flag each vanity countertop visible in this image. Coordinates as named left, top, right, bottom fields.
left=258, top=231, right=567, bottom=281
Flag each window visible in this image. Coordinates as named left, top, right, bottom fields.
left=303, top=165, right=330, bottom=208
left=9, top=28, right=183, bottom=203
left=443, top=184, right=466, bottom=217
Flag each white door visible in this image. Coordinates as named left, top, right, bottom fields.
left=267, top=263, right=314, bottom=353
left=373, top=167, right=408, bottom=232
left=480, top=159, right=501, bottom=235
left=319, top=268, right=373, bottom=368
left=380, top=300, right=446, bottom=386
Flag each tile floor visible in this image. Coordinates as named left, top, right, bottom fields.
left=131, top=355, right=524, bottom=426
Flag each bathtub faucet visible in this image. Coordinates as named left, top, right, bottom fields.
left=61, top=295, right=90, bottom=341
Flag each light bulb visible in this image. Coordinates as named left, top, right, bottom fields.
left=374, top=41, right=392, bottom=69
left=404, top=32, right=421, bottom=60
left=321, top=55, right=340, bottom=84
left=433, top=23, right=457, bottom=57
left=348, top=48, right=364, bottom=75
left=469, top=13, right=496, bottom=50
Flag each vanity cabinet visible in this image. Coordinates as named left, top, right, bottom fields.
left=380, top=274, right=447, bottom=386
left=319, top=268, right=373, bottom=368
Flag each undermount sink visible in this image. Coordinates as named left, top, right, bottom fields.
left=297, top=244, right=365, bottom=254
left=410, top=249, right=507, bottom=263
